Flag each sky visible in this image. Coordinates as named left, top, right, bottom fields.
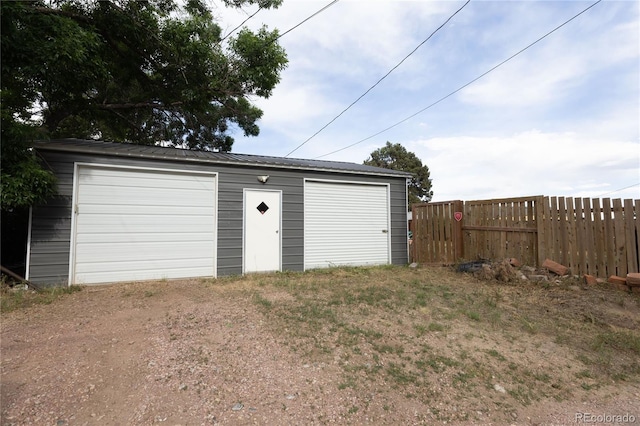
left=214, top=0, right=639, bottom=202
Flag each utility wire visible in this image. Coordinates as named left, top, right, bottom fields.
left=315, top=0, right=603, bottom=160
left=596, top=183, right=640, bottom=197
left=277, top=0, right=340, bottom=41
left=220, top=6, right=263, bottom=43
left=221, top=1, right=340, bottom=49
left=285, top=0, right=471, bottom=158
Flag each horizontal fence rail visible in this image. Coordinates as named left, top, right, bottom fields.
left=412, top=196, right=639, bottom=278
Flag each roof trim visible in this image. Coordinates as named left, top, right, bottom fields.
left=34, top=139, right=412, bottom=178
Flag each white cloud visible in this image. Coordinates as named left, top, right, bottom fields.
left=459, top=2, right=639, bottom=109
left=410, top=131, right=639, bottom=201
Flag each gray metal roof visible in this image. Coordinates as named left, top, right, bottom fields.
left=35, top=139, right=412, bottom=178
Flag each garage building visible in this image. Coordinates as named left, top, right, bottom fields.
left=27, top=139, right=410, bottom=286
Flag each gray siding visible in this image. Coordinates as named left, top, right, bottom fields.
left=29, top=150, right=408, bottom=285
left=28, top=154, right=75, bottom=284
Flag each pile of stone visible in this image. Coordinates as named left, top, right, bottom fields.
left=456, top=257, right=640, bottom=293
left=456, top=258, right=531, bottom=283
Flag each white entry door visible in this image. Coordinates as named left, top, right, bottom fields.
left=244, top=189, right=282, bottom=273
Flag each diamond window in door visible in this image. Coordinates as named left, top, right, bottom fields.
left=257, top=202, right=269, bottom=215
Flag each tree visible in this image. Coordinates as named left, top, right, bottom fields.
left=0, top=119, right=57, bottom=210
left=364, top=142, right=433, bottom=208
left=1, top=0, right=288, bottom=211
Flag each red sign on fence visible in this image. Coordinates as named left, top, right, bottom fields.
left=454, top=212, right=463, bottom=222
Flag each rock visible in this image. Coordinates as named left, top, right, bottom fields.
left=608, top=275, right=627, bottom=285
left=583, top=274, right=598, bottom=286
left=542, top=259, right=569, bottom=276
left=231, top=403, right=244, bottom=411
left=409, top=262, right=418, bottom=269
left=506, top=258, right=522, bottom=267
left=494, top=260, right=517, bottom=282
left=529, top=275, right=549, bottom=283
left=626, top=273, right=640, bottom=287
left=494, top=384, right=506, bottom=393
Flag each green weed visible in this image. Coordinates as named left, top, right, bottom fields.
left=1, top=283, right=82, bottom=313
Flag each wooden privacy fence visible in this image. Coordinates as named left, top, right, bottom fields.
left=412, top=196, right=639, bottom=278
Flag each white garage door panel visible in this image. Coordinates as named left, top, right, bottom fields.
left=77, top=265, right=214, bottom=285
left=73, top=165, right=216, bottom=284
left=80, top=166, right=210, bottom=182
left=78, top=174, right=210, bottom=190
left=75, top=257, right=212, bottom=274
left=75, top=232, right=213, bottom=244
left=77, top=187, right=214, bottom=207
left=305, top=181, right=390, bottom=269
left=76, top=214, right=214, bottom=228
left=75, top=241, right=214, bottom=263
left=77, top=204, right=213, bottom=216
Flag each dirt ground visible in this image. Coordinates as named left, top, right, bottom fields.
left=1, top=266, right=639, bottom=425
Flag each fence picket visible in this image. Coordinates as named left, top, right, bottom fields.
left=583, top=198, right=596, bottom=276
left=592, top=198, right=606, bottom=277
left=602, top=198, right=614, bottom=277
left=613, top=199, right=626, bottom=276
left=558, top=197, right=569, bottom=267
left=624, top=199, right=638, bottom=273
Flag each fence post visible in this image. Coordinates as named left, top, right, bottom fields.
left=536, top=196, right=546, bottom=267
left=453, top=200, right=464, bottom=261
left=410, top=203, right=416, bottom=263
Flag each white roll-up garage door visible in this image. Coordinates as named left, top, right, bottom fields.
left=71, top=165, right=216, bottom=284
left=304, top=180, right=390, bottom=269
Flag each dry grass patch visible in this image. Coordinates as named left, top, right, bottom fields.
left=0, top=280, right=83, bottom=313
left=245, top=265, right=640, bottom=422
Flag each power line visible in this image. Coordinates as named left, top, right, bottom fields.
left=215, top=1, right=340, bottom=47
left=220, top=6, right=263, bottom=43
left=277, top=0, right=340, bottom=41
left=221, top=0, right=338, bottom=43
left=285, top=0, right=471, bottom=158
left=596, top=183, right=640, bottom=197
left=314, top=0, right=603, bottom=160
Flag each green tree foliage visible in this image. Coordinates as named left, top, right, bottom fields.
left=0, top=118, right=56, bottom=210
left=364, top=142, right=433, bottom=208
left=1, top=0, right=287, bottom=210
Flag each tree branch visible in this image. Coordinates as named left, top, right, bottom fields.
left=30, top=6, right=92, bottom=23
left=105, top=107, right=143, bottom=133
left=98, top=101, right=184, bottom=110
